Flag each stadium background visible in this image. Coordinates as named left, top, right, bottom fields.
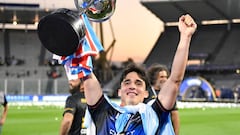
left=1, top=0, right=239, bottom=102
left=0, top=0, right=240, bottom=134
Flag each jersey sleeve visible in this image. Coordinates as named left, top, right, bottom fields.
left=63, top=96, right=77, bottom=115
left=151, top=98, right=175, bottom=134
left=87, top=95, right=119, bottom=134
left=87, top=95, right=113, bottom=118
left=171, top=102, right=178, bottom=111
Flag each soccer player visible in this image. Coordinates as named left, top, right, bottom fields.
left=83, top=14, right=197, bottom=134
left=60, top=66, right=87, bottom=135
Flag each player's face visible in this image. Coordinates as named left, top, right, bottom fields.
left=68, top=79, right=81, bottom=92
left=155, top=70, right=168, bottom=90
left=118, top=72, right=148, bottom=106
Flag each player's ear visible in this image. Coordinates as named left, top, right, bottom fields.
left=118, top=88, right=122, bottom=97
left=144, top=90, right=149, bottom=98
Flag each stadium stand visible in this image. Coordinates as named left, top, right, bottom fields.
left=213, top=24, right=240, bottom=65
left=143, top=26, right=179, bottom=67
left=190, top=24, right=228, bottom=60
left=9, top=30, right=41, bottom=66
left=0, top=0, right=240, bottom=103
left=141, top=0, right=240, bottom=102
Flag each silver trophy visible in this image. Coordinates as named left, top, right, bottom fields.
left=74, top=0, right=116, bottom=22
left=38, top=0, right=116, bottom=56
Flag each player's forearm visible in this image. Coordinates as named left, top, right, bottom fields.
left=171, top=110, right=180, bottom=135
left=84, top=73, right=103, bottom=105
left=60, top=122, right=71, bottom=135
left=170, top=34, right=192, bottom=83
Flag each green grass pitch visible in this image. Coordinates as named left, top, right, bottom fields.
left=2, top=105, right=240, bottom=135
left=2, top=105, right=63, bottom=135
left=179, top=107, right=240, bottom=135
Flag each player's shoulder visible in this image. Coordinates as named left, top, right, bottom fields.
left=147, top=99, right=155, bottom=105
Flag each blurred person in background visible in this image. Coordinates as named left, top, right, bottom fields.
left=60, top=66, right=87, bottom=135
left=145, top=63, right=180, bottom=135
left=233, top=85, right=240, bottom=103
left=0, top=91, right=8, bottom=135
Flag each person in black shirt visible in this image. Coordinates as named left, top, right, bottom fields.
left=60, top=71, right=87, bottom=135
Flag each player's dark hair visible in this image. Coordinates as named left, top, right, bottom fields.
left=119, top=64, right=150, bottom=89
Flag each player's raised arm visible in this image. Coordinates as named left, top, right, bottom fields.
left=83, top=73, right=103, bottom=106
left=158, top=14, right=197, bottom=110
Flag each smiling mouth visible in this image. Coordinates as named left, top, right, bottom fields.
left=127, top=92, right=137, bottom=96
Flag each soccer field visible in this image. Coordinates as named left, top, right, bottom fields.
left=179, top=107, right=240, bottom=135
left=2, top=105, right=63, bottom=135
left=2, top=105, right=240, bottom=135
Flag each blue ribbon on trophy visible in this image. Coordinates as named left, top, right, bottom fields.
left=37, top=0, right=116, bottom=80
